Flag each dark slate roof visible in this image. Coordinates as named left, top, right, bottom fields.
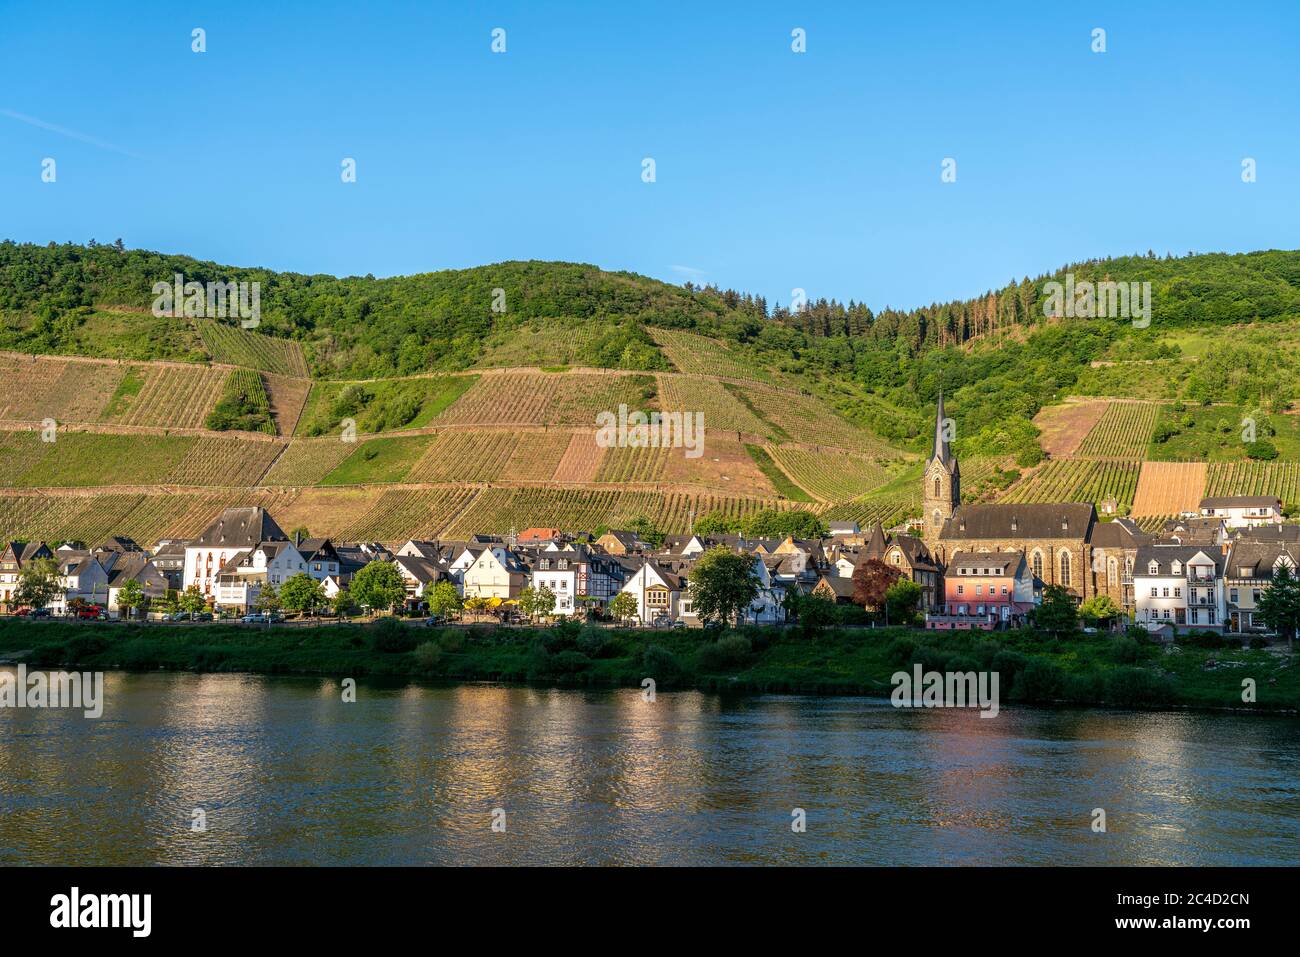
left=1230, top=525, right=1300, bottom=543
left=193, top=507, right=287, bottom=548
left=940, top=503, right=1095, bottom=541
left=1089, top=517, right=1151, bottom=548
left=394, top=555, right=444, bottom=583
left=948, top=551, right=1023, bottom=575
left=816, top=575, right=856, bottom=599
left=1200, top=495, right=1282, bottom=508
left=1224, top=542, right=1300, bottom=581
left=1134, top=544, right=1223, bottom=575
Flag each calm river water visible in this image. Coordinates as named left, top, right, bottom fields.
left=1, top=670, right=1297, bottom=865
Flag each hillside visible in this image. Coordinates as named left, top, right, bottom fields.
left=4, top=242, right=1300, bottom=545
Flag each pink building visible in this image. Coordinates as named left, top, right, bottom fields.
left=927, top=551, right=1035, bottom=630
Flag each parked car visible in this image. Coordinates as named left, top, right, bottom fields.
left=194, top=612, right=214, bottom=622
left=240, top=613, right=266, bottom=623
left=29, top=608, right=52, bottom=619
left=166, top=611, right=191, bottom=622
left=76, top=605, right=106, bottom=620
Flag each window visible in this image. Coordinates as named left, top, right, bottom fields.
left=1230, top=588, right=1239, bottom=603
left=1107, top=557, right=1117, bottom=586
left=956, top=585, right=964, bottom=595
left=1174, top=587, right=1181, bottom=598
left=934, top=476, right=941, bottom=497
left=975, top=585, right=982, bottom=596
left=1149, top=561, right=1159, bottom=574
left=1059, top=552, right=1071, bottom=586
left=1032, top=551, right=1043, bottom=578
left=1162, top=587, right=1169, bottom=597
left=1172, top=561, right=1182, bottom=575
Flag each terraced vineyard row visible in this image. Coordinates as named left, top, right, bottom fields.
left=655, top=375, right=769, bottom=436
left=594, top=445, right=671, bottom=483
left=764, top=445, right=896, bottom=501
left=1076, top=402, right=1161, bottom=459
left=261, top=438, right=355, bottom=485
left=0, top=353, right=127, bottom=422
left=441, top=487, right=800, bottom=538
left=408, top=432, right=518, bottom=483
left=647, top=328, right=772, bottom=383
left=997, top=459, right=1140, bottom=511
left=1205, top=461, right=1300, bottom=506
left=738, top=385, right=893, bottom=452
left=0, top=489, right=302, bottom=544
left=196, top=319, right=309, bottom=377
left=163, top=436, right=284, bottom=487
left=109, top=364, right=228, bottom=429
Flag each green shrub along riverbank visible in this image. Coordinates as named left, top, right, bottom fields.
left=0, top=619, right=1296, bottom=712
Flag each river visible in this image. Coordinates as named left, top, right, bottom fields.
left=1, top=670, right=1297, bottom=865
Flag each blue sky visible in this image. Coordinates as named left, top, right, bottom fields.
left=1, top=1, right=1296, bottom=310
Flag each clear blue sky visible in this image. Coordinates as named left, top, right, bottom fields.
left=1, top=1, right=1296, bottom=311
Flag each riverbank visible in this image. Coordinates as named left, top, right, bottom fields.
left=0, top=618, right=1295, bottom=712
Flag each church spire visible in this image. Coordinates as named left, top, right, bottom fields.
left=931, top=388, right=954, bottom=468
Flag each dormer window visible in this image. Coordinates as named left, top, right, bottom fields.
left=1148, top=561, right=1159, bottom=574
left=1171, top=561, right=1182, bottom=575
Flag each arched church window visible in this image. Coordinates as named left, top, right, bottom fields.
left=1107, top=557, right=1117, bottom=586
left=933, top=476, right=941, bottom=497
left=1031, top=550, right=1043, bottom=579
left=1060, top=551, right=1071, bottom=586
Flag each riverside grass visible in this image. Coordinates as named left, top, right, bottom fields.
left=1, top=619, right=1295, bottom=712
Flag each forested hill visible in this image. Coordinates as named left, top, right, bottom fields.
left=3, top=240, right=1299, bottom=379
left=4, top=241, right=1300, bottom=463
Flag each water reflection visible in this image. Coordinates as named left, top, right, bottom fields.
left=0, top=668, right=1297, bottom=865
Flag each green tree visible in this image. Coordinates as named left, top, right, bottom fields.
left=255, top=582, right=281, bottom=614
left=1035, top=585, right=1078, bottom=636
left=688, top=547, right=759, bottom=626
left=280, top=572, right=325, bottom=615
left=1256, top=565, right=1300, bottom=651
left=117, top=578, right=146, bottom=620
left=517, top=585, right=556, bottom=622
left=884, top=578, right=923, bottom=626
left=14, top=557, right=61, bottom=610
left=428, top=580, right=463, bottom=620
left=609, top=591, right=638, bottom=625
left=331, top=587, right=355, bottom=619
left=350, top=560, right=407, bottom=614
left=177, top=584, right=207, bottom=615
left=1079, top=594, right=1121, bottom=627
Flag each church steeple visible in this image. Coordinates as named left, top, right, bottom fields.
left=931, top=388, right=955, bottom=469
left=921, top=390, right=959, bottom=547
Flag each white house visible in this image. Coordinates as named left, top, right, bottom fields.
left=619, top=560, right=684, bottom=624
left=1198, top=496, right=1283, bottom=528
left=213, top=542, right=306, bottom=612
left=185, top=507, right=289, bottom=599
left=462, top=546, right=529, bottom=600
left=49, top=552, right=110, bottom=614
left=1134, top=545, right=1225, bottom=633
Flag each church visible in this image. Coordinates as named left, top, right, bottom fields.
left=919, top=392, right=1144, bottom=612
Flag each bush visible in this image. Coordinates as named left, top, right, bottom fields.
left=437, top=629, right=464, bottom=652
left=990, top=649, right=1028, bottom=683
left=1177, top=630, right=1225, bottom=649
left=884, top=636, right=917, bottom=667
left=413, top=641, right=442, bottom=672
left=641, top=644, right=684, bottom=684
left=1249, top=636, right=1268, bottom=649
left=1103, top=667, right=1174, bottom=707
left=62, top=633, right=109, bottom=663
left=1223, top=637, right=1243, bottom=649
left=696, top=635, right=752, bottom=671
left=371, top=617, right=418, bottom=652
left=1107, top=637, right=1142, bottom=664
left=575, top=627, right=613, bottom=658
left=1012, top=659, right=1065, bottom=702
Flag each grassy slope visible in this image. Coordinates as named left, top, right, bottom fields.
left=2, top=619, right=1295, bottom=713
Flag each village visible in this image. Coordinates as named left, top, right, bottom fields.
left=1, top=397, right=1296, bottom=639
